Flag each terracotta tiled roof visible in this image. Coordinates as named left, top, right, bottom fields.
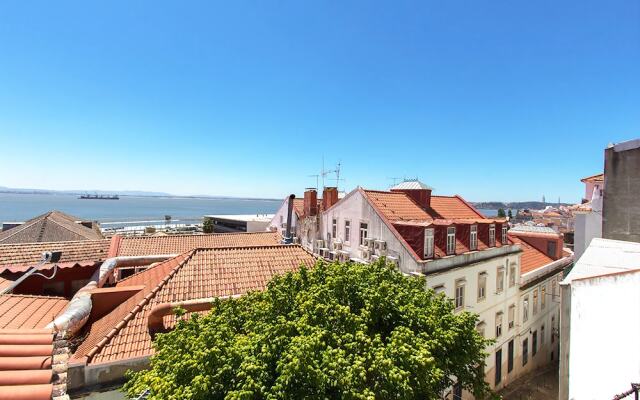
left=0, top=295, right=68, bottom=329
left=113, top=232, right=281, bottom=256
left=292, top=198, right=305, bottom=217
left=0, top=239, right=110, bottom=273
left=509, top=235, right=555, bottom=274
left=363, top=190, right=433, bottom=221
left=580, top=173, right=604, bottom=183
left=430, top=196, right=485, bottom=219
left=0, top=210, right=103, bottom=244
left=0, top=328, right=61, bottom=400
left=74, top=245, right=316, bottom=365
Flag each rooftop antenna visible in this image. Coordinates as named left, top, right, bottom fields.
left=308, top=174, right=320, bottom=191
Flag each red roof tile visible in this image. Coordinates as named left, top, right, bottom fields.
left=509, top=235, right=555, bottom=274
left=0, top=295, right=68, bottom=330
left=74, top=245, right=316, bottom=365
left=363, top=190, right=433, bottom=221
left=0, top=328, right=58, bottom=400
left=113, top=232, right=281, bottom=256
left=0, top=240, right=110, bottom=273
left=580, top=173, right=604, bottom=183
left=430, top=196, right=485, bottom=219
left=0, top=210, right=103, bottom=244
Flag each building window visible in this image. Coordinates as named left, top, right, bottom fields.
left=476, top=321, right=486, bottom=338
left=541, top=285, right=546, bottom=309
left=489, top=224, right=496, bottom=247
left=532, top=331, right=538, bottom=356
left=332, top=218, right=338, bottom=239
left=551, top=316, right=555, bottom=343
left=547, top=240, right=557, bottom=257
left=470, top=225, right=478, bottom=250
left=508, top=340, right=514, bottom=373
left=508, top=304, right=515, bottom=329
left=455, top=279, right=465, bottom=310
left=496, top=267, right=505, bottom=294
left=509, top=263, right=516, bottom=287
left=432, top=284, right=445, bottom=295
left=424, top=228, right=434, bottom=258
left=541, top=324, right=545, bottom=345
left=502, top=226, right=508, bottom=244
left=446, top=227, right=456, bottom=255
left=533, top=288, right=539, bottom=315
left=495, top=312, right=503, bottom=338
left=522, top=338, right=529, bottom=366
left=359, top=222, right=368, bottom=246
left=523, top=296, right=529, bottom=322
left=495, top=349, right=502, bottom=385
left=552, top=278, right=558, bottom=298
left=477, top=272, right=487, bottom=301
left=344, top=220, right=351, bottom=244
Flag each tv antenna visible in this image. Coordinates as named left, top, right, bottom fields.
left=308, top=174, right=320, bottom=191
left=387, top=176, right=404, bottom=187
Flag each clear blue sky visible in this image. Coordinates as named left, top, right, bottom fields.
left=0, top=1, right=638, bottom=202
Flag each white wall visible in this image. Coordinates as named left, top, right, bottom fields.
left=267, top=198, right=299, bottom=237
left=574, top=211, right=602, bottom=262
left=568, top=271, right=640, bottom=400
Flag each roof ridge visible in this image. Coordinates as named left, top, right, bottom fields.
left=0, top=216, right=46, bottom=242
left=0, top=238, right=109, bottom=247
left=85, top=251, right=195, bottom=362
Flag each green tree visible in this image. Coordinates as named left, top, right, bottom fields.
left=497, top=208, right=506, bottom=218
left=125, top=259, right=492, bottom=399
left=202, top=217, right=214, bottom=233
left=507, top=209, right=513, bottom=219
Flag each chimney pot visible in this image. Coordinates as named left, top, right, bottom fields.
left=304, top=189, right=318, bottom=217
left=322, top=187, right=339, bottom=210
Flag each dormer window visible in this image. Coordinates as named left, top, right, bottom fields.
left=446, top=227, right=456, bottom=255
left=502, top=226, right=508, bottom=244
left=470, top=225, right=478, bottom=250
left=489, top=224, right=496, bottom=247
left=424, top=228, right=434, bottom=258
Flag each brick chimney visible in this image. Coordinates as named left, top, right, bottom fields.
left=322, top=187, right=339, bottom=210
left=390, top=188, right=432, bottom=210
left=303, top=188, right=318, bottom=217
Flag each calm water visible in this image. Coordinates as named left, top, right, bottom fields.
left=0, top=193, right=281, bottom=226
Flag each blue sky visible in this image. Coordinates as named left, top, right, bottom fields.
left=0, top=1, right=638, bottom=202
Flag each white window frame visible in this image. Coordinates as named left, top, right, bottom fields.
left=523, top=296, right=529, bottom=322
left=476, top=321, right=486, bottom=338
left=446, top=226, right=456, bottom=255
left=489, top=224, right=496, bottom=247
left=533, top=288, right=539, bottom=315
left=509, top=263, right=516, bottom=287
left=495, top=312, right=503, bottom=338
left=477, top=272, right=487, bottom=301
left=470, top=225, right=478, bottom=250
left=455, top=279, right=465, bottom=310
left=359, top=222, right=368, bottom=246
left=508, top=304, right=515, bottom=329
left=541, top=285, right=546, bottom=309
left=344, top=220, right=351, bottom=245
left=432, top=284, right=445, bottom=295
left=502, top=226, right=508, bottom=244
left=424, top=228, right=434, bottom=258
left=496, top=267, right=505, bottom=294
left=332, top=218, right=338, bottom=239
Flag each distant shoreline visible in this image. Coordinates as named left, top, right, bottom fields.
left=0, top=189, right=280, bottom=202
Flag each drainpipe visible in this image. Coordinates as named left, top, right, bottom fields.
left=45, top=254, right=177, bottom=333
left=283, top=194, right=295, bottom=244
left=147, top=294, right=241, bottom=333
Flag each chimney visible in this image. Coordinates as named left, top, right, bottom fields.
left=390, top=188, right=432, bottom=210
left=283, top=194, right=295, bottom=244
left=303, top=189, right=318, bottom=217
left=322, top=187, right=339, bottom=210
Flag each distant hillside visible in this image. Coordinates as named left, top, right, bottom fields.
left=0, top=186, right=173, bottom=197
left=472, top=201, right=572, bottom=210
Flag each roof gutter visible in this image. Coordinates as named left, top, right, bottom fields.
left=45, top=255, right=177, bottom=333
left=147, top=294, right=241, bottom=333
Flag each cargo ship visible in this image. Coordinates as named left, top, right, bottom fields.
left=78, top=194, right=120, bottom=200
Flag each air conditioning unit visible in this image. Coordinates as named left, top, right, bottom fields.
left=292, top=237, right=300, bottom=244
left=364, top=238, right=375, bottom=249
left=370, top=254, right=380, bottom=262
left=360, top=248, right=371, bottom=261
left=374, top=240, right=387, bottom=256
left=316, top=239, right=325, bottom=249
left=320, top=248, right=330, bottom=259
left=333, top=241, right=343, bottom=251
left=328, top=251, right=337, bottom=261
left=338, top=250, right=350, bottom=262
left=386, top=256, right=399, bottom=267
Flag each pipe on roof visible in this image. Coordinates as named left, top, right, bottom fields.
left=147, top=294, right=241, bottom=333
left=283, top=194, right=295, bottom=244
left=45, top=254, right=177, bottom=334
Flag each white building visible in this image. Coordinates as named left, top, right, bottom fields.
left=311, top=180, right=573, bottom=397
left=559, top=238, right=640, bottom=400
left=573, top=174, right=603, bottom=261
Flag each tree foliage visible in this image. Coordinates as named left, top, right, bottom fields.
left=125, top=259, right=491, bottom=399
left=497, top=208, right=506, bottom=218
left=202, top=217, right=214, bottom=234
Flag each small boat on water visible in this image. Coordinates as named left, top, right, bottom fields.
left=78, top=194, right=120, bottom=200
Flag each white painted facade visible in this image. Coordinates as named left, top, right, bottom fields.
left=267, top=197, right=300, bottom=238
left=560, top=238, right=640, bottom=400
left=573, top=188, right=603, bottom=261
